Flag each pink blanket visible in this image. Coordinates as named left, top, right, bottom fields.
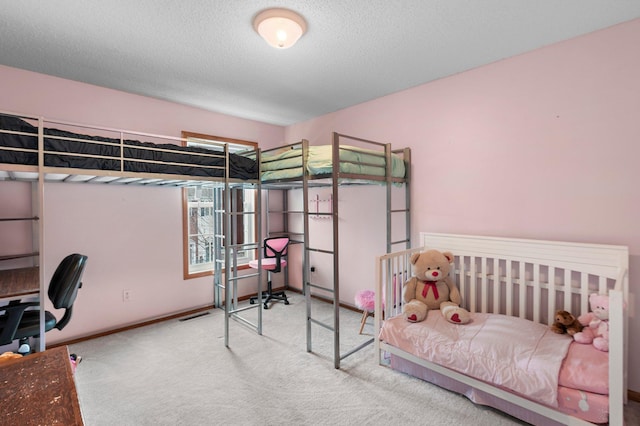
left=379, top=310, right=573, bottom=407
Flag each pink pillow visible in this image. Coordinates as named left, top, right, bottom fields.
left=558, top=342, right=608, bottom=395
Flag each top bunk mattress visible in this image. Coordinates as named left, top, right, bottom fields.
left=0, top=114, right=258, bottom=180
left=260, top=144, right=406, bottom=183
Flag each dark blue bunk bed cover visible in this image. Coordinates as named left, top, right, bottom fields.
left=0, top=115, right=258, bottom=179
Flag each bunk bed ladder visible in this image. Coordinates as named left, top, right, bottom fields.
left=213, top=147, right=263, bottom=347
left=302, top=135, right=360, bottom=369
left=304, top=135, right=411, bottom=369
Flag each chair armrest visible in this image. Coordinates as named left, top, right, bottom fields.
left=0, top=301, right=39, bottom=345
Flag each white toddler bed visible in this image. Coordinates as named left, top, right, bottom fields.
left=374, top=233, right=628, bottom=426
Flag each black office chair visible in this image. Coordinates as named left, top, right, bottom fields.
left=0, top=253, right=88, bottom=354
left=249, top=237, right=290, bottom=309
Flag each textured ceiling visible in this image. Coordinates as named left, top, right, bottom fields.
left=1, top=1, right=639, bottom=126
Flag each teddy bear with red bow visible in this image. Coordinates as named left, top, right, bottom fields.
left=402, top=249, right=470, bottom=324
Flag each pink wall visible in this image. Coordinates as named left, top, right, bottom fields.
left=0, top=65, right=285, bottom=145
left=0, top=65, right=285, bottom=346
left=286, top=19, right=640, bottom=391
left=1, top=17, right=639, bottom=392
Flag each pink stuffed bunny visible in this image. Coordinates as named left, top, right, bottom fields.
left=573, top=293, right=609, bottom=352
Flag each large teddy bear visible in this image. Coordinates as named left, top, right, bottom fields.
left=402, top=249, right=470, bottom=324
left=573, top=293, right=609, bottom=352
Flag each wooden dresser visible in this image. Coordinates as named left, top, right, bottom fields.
left=0, top=346, right=84, bottom=425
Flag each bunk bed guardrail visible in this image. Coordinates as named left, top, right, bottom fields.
left=0, top=111, right=259, bottom=186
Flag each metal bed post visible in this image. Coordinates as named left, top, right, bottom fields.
left=255, top=151, right=263, bottom=335
left=303, top=140, right=312, bottom=354
left=36, top=117, right=46, bottom=352
left=282, top=188, right=290, bottom=291
left=385, top=143, right=392, bottom=254
left=223, top=146, right=232, bottom=347
left=404, top=148, right=411, bottom=250
left=265, top=187, right=270, bottom=239
left=331, top=133, right=341, bottom=368
left=297, top=186, right=308, bottom=296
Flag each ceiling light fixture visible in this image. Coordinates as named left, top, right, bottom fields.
left=253, top=8, right=307, bottom=49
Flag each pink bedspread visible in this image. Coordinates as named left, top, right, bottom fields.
left=379, top=311, right=573, bottom=407
left=559, top=342, right=608, bottom=394
left=390, top=355, right=610, bottom=424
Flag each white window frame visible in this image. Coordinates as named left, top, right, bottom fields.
left=181, top=132, right=257, bottom=279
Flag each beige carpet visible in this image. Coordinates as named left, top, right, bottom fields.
left=69, top=295, right=539, bottom=425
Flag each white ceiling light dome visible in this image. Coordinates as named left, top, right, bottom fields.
left=253, top=8, right=307, bottom=49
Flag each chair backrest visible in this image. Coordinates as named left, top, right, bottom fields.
left=264, top=237, right=289, bottom=273
left=48, top=253, right=88, bottom=330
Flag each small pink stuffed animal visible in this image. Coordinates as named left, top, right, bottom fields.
left=573, top=293, right=609, bottom=352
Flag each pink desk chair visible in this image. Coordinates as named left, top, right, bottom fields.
left=249, top=237, right=290, bottom=309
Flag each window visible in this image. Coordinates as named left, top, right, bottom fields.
left=182, top=132, right=257, bottom=279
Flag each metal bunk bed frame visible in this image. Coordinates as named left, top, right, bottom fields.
left=261, top=133, right=411, bottom=368
left=0, top=110, right=263, bottom=351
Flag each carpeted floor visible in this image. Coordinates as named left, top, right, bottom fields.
left=70, top=295, right=639, bottom=425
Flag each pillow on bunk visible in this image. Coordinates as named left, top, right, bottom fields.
left=558, top=342, right=608, bottom=395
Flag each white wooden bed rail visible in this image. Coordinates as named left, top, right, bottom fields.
left=374, top=233, right=629, bottom=426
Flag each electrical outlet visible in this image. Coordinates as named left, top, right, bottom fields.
left=123, top=289, right=132, bottom=302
